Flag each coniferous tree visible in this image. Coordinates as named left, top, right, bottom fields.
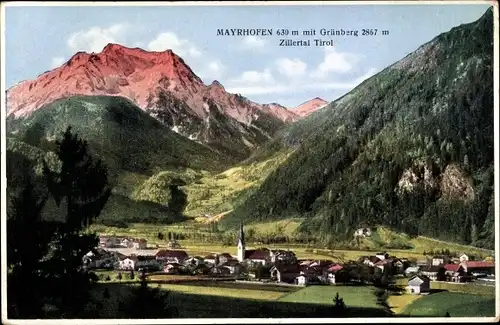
left=40, top=126, right=112, bottom=317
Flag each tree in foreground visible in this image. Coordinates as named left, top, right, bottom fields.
left=8, top=126, right=112, bottom=318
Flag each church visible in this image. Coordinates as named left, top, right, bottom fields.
left=237, top=222, right=297, bottom=266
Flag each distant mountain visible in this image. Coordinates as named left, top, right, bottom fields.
left=225, top=8, right=495, bottom=249
left=6, top=44, right=295, bottom=160
left=292, top=97, right=328, bottom=117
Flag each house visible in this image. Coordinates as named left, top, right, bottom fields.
left=360, top=256, right=380, bottom=267
left=119, top=256, right=138, bottom=270
left=443, top=263, right=470, bottom=283
left=204, top=254, right=218, bottom=266
left=309, top=260, right=332, bottom=268
left=99, top=236, right=120, bottom=248
left=155, top=249, right=188, bottom=264
left=375, top=252, right=389, bottom=261
left=270, top=250, right=297, bottom=264
left=184, top=256, right=204, bottom=268
left=163, top=263, right=181, bottom=274
left=375, top=260, right=387, bottom=271
left=218, top=253, right=234, bottom=265
left=270, top=263, right=300, bottom=283
left=296, top=274, right=308, bottom=286
left=407, top=275, right=431, bottom=295
left=420, top=265, right=446, bottom=281
left=354, top=227, right=372, bottom=238
left=136, top=255, right=160, bottom=271
left=221, top=260, right=243, bottom=275
left=392, top=259, right=405, bottom=274
left=121, top=238, right=133, bottom=248
left=325, top=264, right=344, bottom=284
left=133, top=239, right=148, bottom=250
left=465, top=261, right=495, bottom=276
left=404, top=266, right=420, bottom=277
left=431, top=255, right=451, bottom=266
left=245, top=249, right=270, bottom=266
left=459, top=253, right=469, bottom=263
left=210, top=265, right=231, bottom=276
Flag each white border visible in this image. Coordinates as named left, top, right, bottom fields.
left=1, top=1, right=499, bottom=324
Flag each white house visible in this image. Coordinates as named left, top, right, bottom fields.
left=119, top=257, right=137, bottom=270
left=407, top=275, right=431, bottom=295
left=133, top=239, right=148, bottom=250
left=296, top=275, right=308, bottom=286
left=459, top=254, right=469, bottom=263
left=375, top=252, right=389, bottom=261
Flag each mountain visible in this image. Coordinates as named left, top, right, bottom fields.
left=6, top=44, right=293, bottom=160
left=224, top=8, right=495, bottom=249
left=6, top=95, right=232, bottom=177
left=292, top=97, right=328, bottom=117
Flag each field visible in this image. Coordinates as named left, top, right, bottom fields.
left=400, top=292, right=496, bottom=317
left=387, top=293, right=424, bottom=314
left=279, top=285, right=380, bottom=309
left=91, top=282, right=391, bottom=318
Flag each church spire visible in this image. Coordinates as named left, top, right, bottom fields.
left=237, top=221, right=245, bottom=262
left=238, top=221, right=245, bottom=246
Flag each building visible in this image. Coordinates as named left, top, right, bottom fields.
left=119, top=256, right=138, bottom=270
left=204, top=254, right=218, bottom=266
left=459, top=254, right=469, bottom=263
left=270, top=263, right=300, bottom=283
left=375, top=252, right=389, bottom=261
left=407, top=275, right=431, bottom=295
left=155, top=249, right=188, bottom=264
left=465, top=261, right=495, bottom=276
left=296, top=274, right=308, bottom=286
left=237, top=221, right=246, bottom=262
left=443, top=263, right=470, bottom=283
left=420, top=265, right=446, bottom=281
left=133, top=239, right=148, bottom=250
left=325, top=264, right=344, bottom=284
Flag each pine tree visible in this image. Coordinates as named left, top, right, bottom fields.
left=41, top=126, right=112, bottom=317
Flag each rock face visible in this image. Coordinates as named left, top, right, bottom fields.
left=439, top=164, right=475, bottom=202
left=291, top=97, right=328, bottom=117
left=6, top=43, right=295, bottom=159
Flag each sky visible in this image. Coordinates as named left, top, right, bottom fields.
left=3, top=3, right=493, bottom=107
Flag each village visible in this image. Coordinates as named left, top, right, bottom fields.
left=83, top=223, right=496, bottom=295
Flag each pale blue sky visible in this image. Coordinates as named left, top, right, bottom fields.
left=4, top=3, right=492, bottom=107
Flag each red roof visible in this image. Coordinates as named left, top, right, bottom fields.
left=246, top=249, right=269, bottom=260
left=327, top=264, right=343, bottom=273
left=155, top=250, right=188, bottom=259
left=466, top=261, right=495, bottom=269
left=444, top=264, right=461, bottom=272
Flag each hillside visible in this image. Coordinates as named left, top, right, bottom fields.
left=6, top=95, right=232, bottom=175
left=6, top=44, right=296, bottom=161
left=224, top=8, right=495, bottom=249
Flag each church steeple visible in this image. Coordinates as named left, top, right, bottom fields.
left=237, top=221, right=246, bottom=262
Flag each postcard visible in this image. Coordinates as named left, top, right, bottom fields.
left=1, top=1, right=498, bottom=324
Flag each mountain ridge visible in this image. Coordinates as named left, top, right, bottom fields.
left=6, top=43, right=298, bottom=160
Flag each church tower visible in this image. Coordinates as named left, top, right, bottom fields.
left=237, top=221, right=246, bottom=262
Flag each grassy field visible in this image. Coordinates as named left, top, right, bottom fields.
left=161, top=283, right=286, bottom=301
left=401, top=291, right=496, bottom=317
left=92, top=282, right=391, bottom=318
left=388, top=293, right=424, bottom=314
left=279, top=285, right=380, bottom=309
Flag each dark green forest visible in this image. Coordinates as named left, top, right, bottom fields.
left=226, top=8, right=495, bottom=249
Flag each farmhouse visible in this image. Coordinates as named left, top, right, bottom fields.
left=443, top=263, right=470, bottom=282
left=407, top=275, right=431, bottom=295
left=270, top=263, right=300, bottom=283
left=459, top=253, right=469, bottom=263
left=420, top=265, right=446, bottom=281
left=203, top=254, right=218, bottom=265
left=119, top=256, right=138, bottom=270
left=155, top=249, right=188, bottom=264
left=133, top=238, right=148, bottom=249
left=465, top=261, right=495, bottom=276
left=325, top=264, right=344, bottom=284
